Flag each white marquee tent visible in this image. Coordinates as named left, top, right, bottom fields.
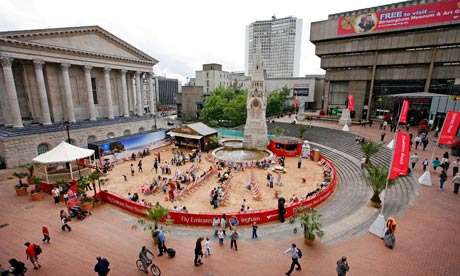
left=32, top=142, right=95, bottom=182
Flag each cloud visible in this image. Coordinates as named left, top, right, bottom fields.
left=0, top=0, right=395, bottom=83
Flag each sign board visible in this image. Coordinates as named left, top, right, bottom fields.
left=337, top=0, right=460, bottom=36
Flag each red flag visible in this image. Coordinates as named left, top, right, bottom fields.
left=399, top=100, right=409, bottom=124
left=347, top=95, right=355, bottom=111
left=389, top=131, right=411, bottom=180
left=293, top=96, right=299, bottom=109
left=438, top=111, right=460, bottom=145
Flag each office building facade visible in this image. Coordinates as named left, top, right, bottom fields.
left=246, top=16, right=302, bottom=78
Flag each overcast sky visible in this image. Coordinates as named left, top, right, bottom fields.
left=1, top=0, right=395, bottom=82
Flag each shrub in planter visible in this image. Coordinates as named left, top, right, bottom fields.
left=138, top=204, right=169, bottom=244
left=30, top=176, right=43, bottom=201
left=299, top=208, right=324, bottom=246
left=363, top=164, right=395, bottom=208
left=13, top=172, right=29, bottom=196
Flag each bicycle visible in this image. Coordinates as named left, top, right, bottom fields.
left=136, top=259, right=161, bottom=276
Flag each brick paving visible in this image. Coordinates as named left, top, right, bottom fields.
left=0, top=120, right=459, bottom=275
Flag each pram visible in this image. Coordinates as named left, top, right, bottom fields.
left=69, top=206, right=90, bottom=220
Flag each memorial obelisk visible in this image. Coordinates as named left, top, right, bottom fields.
left=243, top=44, right=269, bottom=150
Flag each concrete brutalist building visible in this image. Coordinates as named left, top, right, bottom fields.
left=310, top=0, right=460, bottom=120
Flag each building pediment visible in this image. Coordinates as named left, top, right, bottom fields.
left=0, top=26, right=158, bottom=65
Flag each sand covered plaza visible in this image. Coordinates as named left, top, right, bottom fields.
left=103, top=145, right=323, bottom=213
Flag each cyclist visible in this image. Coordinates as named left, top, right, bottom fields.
left=139, top=246, right=154, bottom=273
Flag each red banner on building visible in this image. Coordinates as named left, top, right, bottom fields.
left=438, top=111, right=460, bottom=145
left=337, top=0, right=460, bottom=36
left=347, top=95, right=355, bottom=111
left=399, top=100, right=410, bottom=124
left=389, top=131, right=410, bottom=180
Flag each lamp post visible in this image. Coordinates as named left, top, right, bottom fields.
left=151, top=113, right=157, bottom=129
left=64, top=120, right=71, bottom=144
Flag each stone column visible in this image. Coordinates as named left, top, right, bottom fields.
left=1, top=57, right=23, bottom=128
left=60, top=63, right=76, bottom=122
left=33, top=60, right=52, bottom=125
left=104, top=67, right=114, bottom=119
left=135, top=71, right=143, bottom=116
left=148, top=73, right=155, bottom=114
left=131, top=75, right=136, bottom=112
left=84, top=65, right=97, bottom=121
left=120, top=70, right=129, bottom=117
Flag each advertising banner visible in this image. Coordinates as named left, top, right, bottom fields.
left=438, top=111, right=460, bottom=145
left=337, top=0, right=460, bottom=36
left=399, top=100, right=410, bottom=124
left=389, top=131, right=411, bottom=180
left=347, top=95, right=355, bottom=111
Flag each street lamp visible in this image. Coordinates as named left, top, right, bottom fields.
left=151, top=113, right=157, bottom=129
left=63, top=120, right=71, bottom=144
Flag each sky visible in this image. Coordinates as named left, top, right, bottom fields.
left=0, top=0, right=396, bottom=83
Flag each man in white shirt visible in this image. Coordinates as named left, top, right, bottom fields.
left=284, top=243, right=301, bottom=275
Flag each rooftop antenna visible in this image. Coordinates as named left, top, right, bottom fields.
left=272, top=14, right=276, bottom=20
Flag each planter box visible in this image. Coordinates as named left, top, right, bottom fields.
left=15, top=187, right=28, bottom=196
left=31, top=192, right=44, bottom=201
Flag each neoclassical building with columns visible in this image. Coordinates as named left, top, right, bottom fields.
left=0, top=26, right=169, bottom=168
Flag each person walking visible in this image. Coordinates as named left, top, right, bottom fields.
left=94, top=257, right=110, bottom=276
left=252, top=222, right=258, bottom=239
left=42, top=226, right=50, bottom=243
left=130, top=164, right=135, bottom=176
left=7, top=258, right=26, bottom=276
left=380, top=132, right=386, bottom=142
left=440, top=169, right=447, bottom=191
left=204, top=237, right=211, bottom=257
left=60, top=210, right=71, bottom=232
left=153, top=159, right=158, bottom=174
left=24, top=242, right=41, bottom=270
left=452, top=173, right=460, bottom=194
left=432, top=157, right=441, bottom=171
left=422, top=136, right=429, bottom=151
left=422, top=158, right=429, bottom=172
left=230, top=229, right=239, bottom=251
left=157, top=227, right=167, bottom=256
left=410, top=153, right=419, bottom=169
left=336, top=256, right=350, bottom=276
left=138, top=160, right=143, bottom=173
left=284, top=243, right=301, bottom=275
left=414, top=135, right=421, bottom=150
left=51, top=186, right=60, bottom=205
left=452, top=158, right=459, bottom=177
left=194, top=237, right=204, bottom=266
left=297, top=158, right=301, bottom=169
left=218, top=229, right=224, bottom=245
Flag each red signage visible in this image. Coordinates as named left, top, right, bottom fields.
left=438, top=111, right=460, bottom=145
left=97, top=158, right=338, bottom=226
left=337, top=0, right=460, bottom=36
left=399, top=100, right=410, bottom=124
left=347, top=95, right=355, bottom=111
left=389, top=131, right=411, bottom=180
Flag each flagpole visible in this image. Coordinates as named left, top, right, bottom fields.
left=424, top=114, right=447, bottom=184
left=380, top=101, right=404, bottom=215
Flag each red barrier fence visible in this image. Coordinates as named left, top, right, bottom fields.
left=97, top=156, right=337, bottom=226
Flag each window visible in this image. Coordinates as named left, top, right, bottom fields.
left=87, top=135, right=97, bottom=144
left=37, top=143, right=49, bottom=155
left=138, top=127, right=145, bottom=133
left=91, top=78, right=98, bottom=104
left=123, top=130, right=131, bottom=136
left=107, top=132, right=115, bottom=139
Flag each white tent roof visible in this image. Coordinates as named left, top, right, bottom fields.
left=32, top=141, right=94, bottom=164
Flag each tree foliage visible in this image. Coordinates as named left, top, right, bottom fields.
left=200, top=86, right=247, bottom=127
left=363, top=164, right=394, bottom=206
left=360, top=141, right=382, bottom=165
left=266, top=86, right=290, bottom=117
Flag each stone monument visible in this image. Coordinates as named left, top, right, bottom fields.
left=243, top=45, right=268, bottom=150
left=338, top=108, right=352, bottom=126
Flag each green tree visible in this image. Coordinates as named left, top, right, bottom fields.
left=298, top=125, right=307, bottom=139
left=363, top=164, right=394, bottom=208
left=267, top=86, right=290, bottom=117
left=200, top=86, right=247, bottom=127
left=138, top=204, right=169, bottom=230
left=360, top=141, right=382, bottom=165
left=272, top=126, right=285, bottom=137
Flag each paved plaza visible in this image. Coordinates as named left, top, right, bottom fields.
left=0, top=121, right=458, bottom=276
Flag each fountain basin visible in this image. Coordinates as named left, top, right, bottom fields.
left=212, top=138, right=273, bottom=164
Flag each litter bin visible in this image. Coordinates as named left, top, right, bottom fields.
left=312, top=149, right=321, bottom=162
